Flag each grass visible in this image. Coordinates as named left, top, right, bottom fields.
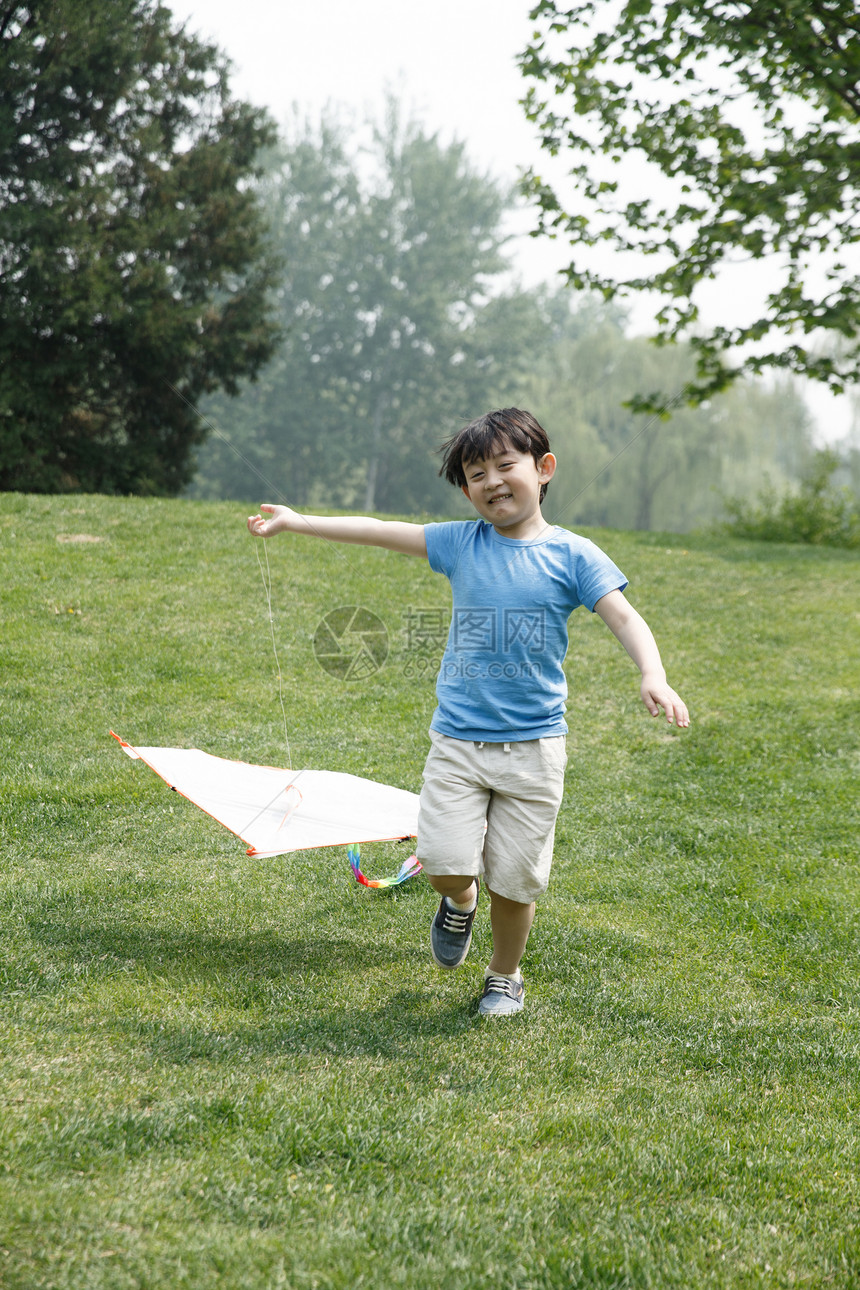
left=1, top=490, right=859, bottom=1289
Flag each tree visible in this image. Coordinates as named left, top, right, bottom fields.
left=0, top=1, right=280, bottom=495
left=519, top=1, right=860, bottom=405
left=191, top=107, right=553, bottom=515
left=522, top=298, right=815, bottom=532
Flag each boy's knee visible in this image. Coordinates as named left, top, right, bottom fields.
left=427, top=873, right=477, bottom=901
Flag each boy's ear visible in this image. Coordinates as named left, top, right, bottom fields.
left=461, top=484, right=471, bottom=500
left=538, top=452, right=557, bottom=482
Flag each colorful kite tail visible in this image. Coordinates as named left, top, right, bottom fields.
left=347, top=844, right=422, bottom=889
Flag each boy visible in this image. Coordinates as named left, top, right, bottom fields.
left=247, top=408, right=689, bottom=1017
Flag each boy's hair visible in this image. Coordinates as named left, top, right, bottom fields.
left=439, top=408, right=552, bottom=502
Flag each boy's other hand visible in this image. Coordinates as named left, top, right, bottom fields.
left=641, top=674, right=690, bottom=727
left=247, top=504, right=293, bottom=538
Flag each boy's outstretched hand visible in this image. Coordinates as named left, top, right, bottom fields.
left=247, top=504, right=293, bottom=538
left=594, top=590, right=690, bottom=728
left=640, top=674, right=690, bottom=728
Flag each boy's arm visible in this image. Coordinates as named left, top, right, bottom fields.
left=247, top=503, right=428, bottom=558
left=594, top=589, right=690, bottom=728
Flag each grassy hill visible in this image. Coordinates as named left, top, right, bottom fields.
left=1, top=490, right=859, bottom=1289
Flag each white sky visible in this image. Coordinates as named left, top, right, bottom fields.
left=170, top=0, right=569, bottom=286
left=170, top=0, right=854, bottom=442
left=172, top=0, right=536, bottom=170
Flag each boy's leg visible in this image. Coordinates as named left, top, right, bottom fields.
left=417, top=734, right=488, bottom=970
left=478, top=738, right=567, bottom=1015
left=476, top=889, right=532, bottom=1016
left=486, top=888, right=534, bottom=975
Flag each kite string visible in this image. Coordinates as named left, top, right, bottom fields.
left=254, top=536, right=292, bottom=772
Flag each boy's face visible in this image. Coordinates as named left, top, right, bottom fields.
left=461, top=439, right=556, bottom=537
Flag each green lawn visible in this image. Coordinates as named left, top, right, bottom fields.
left=1, top=491, right=858, bottom=1289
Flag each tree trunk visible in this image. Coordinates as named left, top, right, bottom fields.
left=364, top=391, right=388, bottom=512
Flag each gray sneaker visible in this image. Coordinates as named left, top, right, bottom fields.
left=430, top=881, right=479, bottom=969
left=478, top=972, right=525, bottom=1016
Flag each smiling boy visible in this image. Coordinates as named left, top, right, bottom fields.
left=248, top=408, right=689, bottom=1016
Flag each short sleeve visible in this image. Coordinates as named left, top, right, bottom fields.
left=573, top=539, right=628, bottom=611
left=424, top=521, right=471, bottom=577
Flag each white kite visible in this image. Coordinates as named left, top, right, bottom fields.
left=111, top=733, right=421, bottom=888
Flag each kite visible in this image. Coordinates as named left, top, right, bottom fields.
left=111, top=733, right=421, bottom=888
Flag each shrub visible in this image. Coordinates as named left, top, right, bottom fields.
left=722, top=449, right=860, bottom=548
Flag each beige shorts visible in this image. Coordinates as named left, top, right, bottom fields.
left=416, top=731, right=568, bottom=904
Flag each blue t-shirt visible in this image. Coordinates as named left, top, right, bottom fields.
left=424, top=520, right=627, bottom=742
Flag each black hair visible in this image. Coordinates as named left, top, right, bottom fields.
left=438, top=408, right=552, bottom=502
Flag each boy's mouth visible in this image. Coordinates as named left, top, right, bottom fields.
left=488, top=492, right=512, bottom=505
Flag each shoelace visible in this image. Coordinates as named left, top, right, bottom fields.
left=440, top=903, right=472, bottom=933
left=484, top=974, right=519, bottom=997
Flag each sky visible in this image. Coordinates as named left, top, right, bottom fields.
left=170, top=0, right=569, bottom=286
left=170, top=0, right=853, bottom=442
left=170, top=1, right=541, bottom=181
left=172, top=0, right=540, bottom=179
